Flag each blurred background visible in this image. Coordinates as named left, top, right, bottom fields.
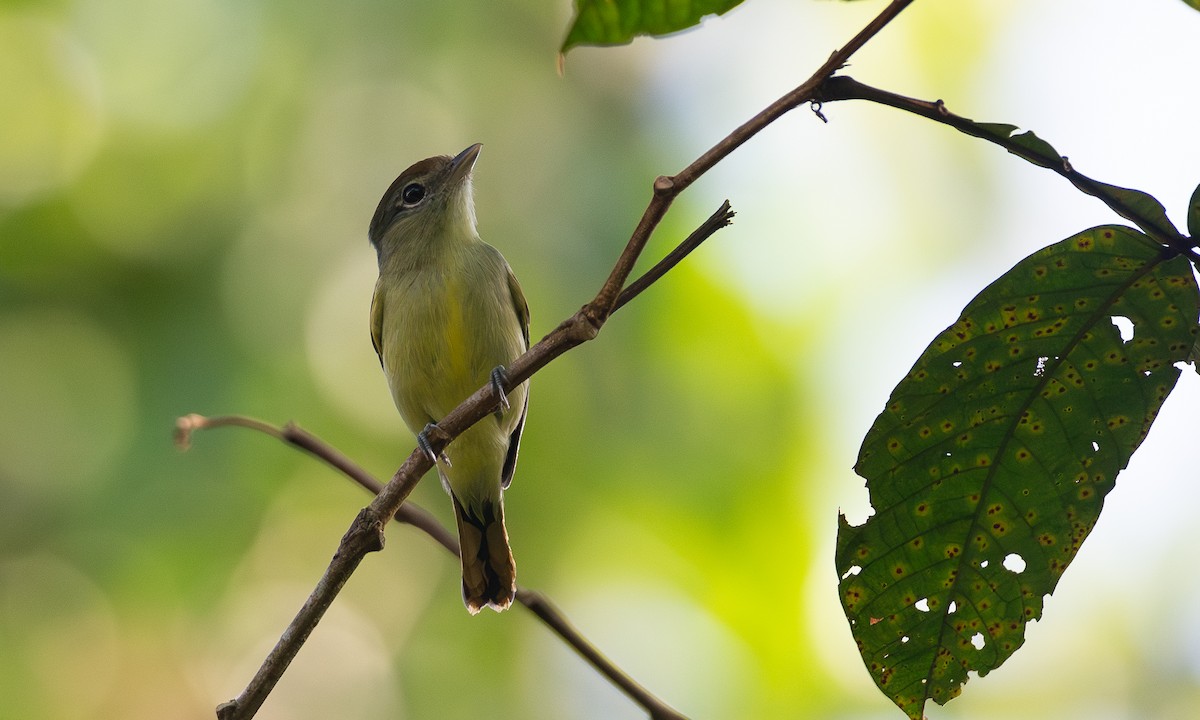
left=2, top=0, right=1199, bottom=718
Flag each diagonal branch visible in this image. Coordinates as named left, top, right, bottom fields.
left=203, top=4, right=919, bottom=719
left=176, top=414, right=686, bottom=720
left=200, top=203, right=732, bottom=720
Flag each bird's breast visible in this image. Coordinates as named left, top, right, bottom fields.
left=378, top=250, right=523, bottom=429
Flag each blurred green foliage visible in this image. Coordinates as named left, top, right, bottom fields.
left=2, top=1, right=1199, bottom=719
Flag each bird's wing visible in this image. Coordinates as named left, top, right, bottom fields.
left=369, top=281, right=385, bottom=368
left=501, top=265, right=529, bottom=489
left=506, top=265, right=530, bottom=348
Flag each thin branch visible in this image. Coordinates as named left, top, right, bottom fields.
left=178, top=414, right=686, bottom=719
left=814, top=74, right=1200, bottom=261
left=203, top=4, right=919, bottom=718
left=591, top=0, right=918, bottom=320
left=516, top=589, right=685, bottom=720
left=176, top=414, right=457, bottom=554
left=615, top=200, right=734, bottom=312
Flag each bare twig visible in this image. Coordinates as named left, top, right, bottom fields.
left=203, top=3, right=918, bottom=718
left=814, top=74, right=1200, bottom=261
left=615, top=200, right=734, bottom=313
left=591, top=0, right=918, bottom=322
left=178, top=414, right=685, bottom=719
left=176, top=414, right=457, bottom=554
left=516, top=588, right=686, bottom=720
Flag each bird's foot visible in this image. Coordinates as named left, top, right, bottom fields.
left=417, top=422, right=452, bottom=466
left=490, top=366, right=511, bottom=413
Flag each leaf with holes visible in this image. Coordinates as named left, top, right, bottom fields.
left=837, top=225, right=1199, bottom=719
left=561, top=0, right=743, bottom=52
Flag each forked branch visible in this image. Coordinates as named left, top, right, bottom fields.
left=199, top=2, right=917, bottom=718
left=177, top=414, right=686, bottom=720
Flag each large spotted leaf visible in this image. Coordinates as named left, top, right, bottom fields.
left=838, top=225, right=1199, bottom=719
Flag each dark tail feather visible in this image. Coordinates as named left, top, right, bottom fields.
left=451, top=494, right=516, bottom=614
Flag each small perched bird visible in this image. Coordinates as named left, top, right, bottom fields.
left=367, top=144, right=529, bottom=613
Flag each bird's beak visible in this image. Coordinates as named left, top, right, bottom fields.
left=447, top=143, right=482, bottom=187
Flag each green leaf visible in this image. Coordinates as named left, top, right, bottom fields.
left=974, top=123, right=1061, bottom=169
left=1183, top=0, right=1200, bottom=11
left=561, top=0, right=743, bottom=52
left=1088, top=180, right=1179, bottom=240
left=1188, top=182, right=1200, bottom=238
left=837, top=226, right=1199, bottom=719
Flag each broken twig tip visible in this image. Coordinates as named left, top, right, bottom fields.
left=174, top=413, right=208, bottom=451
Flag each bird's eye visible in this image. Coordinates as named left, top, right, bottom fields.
left=400, top=183, right=426, bottom=206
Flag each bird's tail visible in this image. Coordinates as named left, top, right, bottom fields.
left=451, top=493, right=516, bottom=614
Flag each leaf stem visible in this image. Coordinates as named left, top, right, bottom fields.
left=814, top=75, right=1199, bottom=261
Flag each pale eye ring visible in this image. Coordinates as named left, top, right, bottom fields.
left=400, top=182, right=426, bottom=206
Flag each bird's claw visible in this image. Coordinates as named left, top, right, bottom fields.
left=491, top=366, right=511, bottom=413
left=418, top=423, right=451, bottom=466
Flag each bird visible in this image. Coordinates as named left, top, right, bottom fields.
left=367, top=143, right=529, bottom=613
